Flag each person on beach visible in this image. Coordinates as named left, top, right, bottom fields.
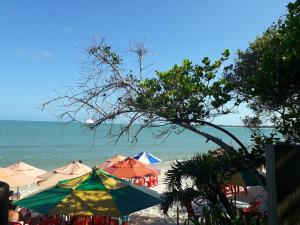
left=8, top=204, right=25, bottom=224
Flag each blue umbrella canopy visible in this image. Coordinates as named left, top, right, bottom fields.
left=134, top=152, right=161, bottom=164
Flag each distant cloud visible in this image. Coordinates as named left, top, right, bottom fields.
left=62, top=25, right=72, bottom=32
left=15, top=47, right=53, bottom=59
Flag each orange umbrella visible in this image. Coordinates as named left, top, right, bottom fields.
left=0, top=168, right=42, bottom=188
left=97, top=154, right=127, bottom=169
left=7, top=161, right=47, bottom=177
left=38, top=161, right=92, bottom=187
left=104, top=157, right=159, bottom=179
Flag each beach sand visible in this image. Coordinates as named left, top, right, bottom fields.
left=13, top=161, right=267, bottom=225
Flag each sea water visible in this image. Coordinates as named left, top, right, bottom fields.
left=0, top=120, right=273, bottom=171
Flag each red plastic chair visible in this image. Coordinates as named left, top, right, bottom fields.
left=42, top=218, right=61, bottom=225
left=147, top=176, right=155, bottom=188
left=242, top=200, right=260, bottom=216
left=222, top=185, right=232, bottom=195
left=138, top=178, right=145, bottom=186
left=108, top=217, right=119, bottom=225
left=153, top=175, right=158, bottom=186
left=71, top=216, right=89, bottom=225
left=93, top=216, right=109, bottom=225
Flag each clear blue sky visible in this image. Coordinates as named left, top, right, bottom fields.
left=0, top=0, right=291, bottom=124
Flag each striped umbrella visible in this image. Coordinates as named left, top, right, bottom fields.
left=15, top=169, right=161, bottom=217
left=134, top=152, right=161, bottom=164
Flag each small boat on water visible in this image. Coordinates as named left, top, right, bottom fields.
left=85, top=118, right=96, bottom=126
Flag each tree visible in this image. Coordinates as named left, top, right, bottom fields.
left=44, top=40, right=246, bottom=154
left=161, top=151, right=265, bottom=225
left=44, top=40, right=265, bottom=224
left=225, top=0, right=300, bottom=144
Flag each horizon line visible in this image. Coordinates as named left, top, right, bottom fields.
left=0, top=119, right=274, bottom=128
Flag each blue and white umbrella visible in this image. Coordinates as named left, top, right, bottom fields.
left=134, top=152, right=161, bottom=164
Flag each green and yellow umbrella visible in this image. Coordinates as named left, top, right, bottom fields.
left=15, top=169, right=161, bottom=217
left=225, top=169, right=265, bottom=187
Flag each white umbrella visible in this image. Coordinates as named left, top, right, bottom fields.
left=7, top=161, right=46, bottom=177
left=38, top=161, right=92, bottom=187
left=0, top=167, right=42, bottom=188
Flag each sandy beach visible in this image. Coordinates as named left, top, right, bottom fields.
left=12, top=161, right=267, bottom=225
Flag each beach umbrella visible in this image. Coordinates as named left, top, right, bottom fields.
left=104, top=157, right=159, bottom=179
left=15, top=169, right=161, bottom=217
left=225, top=169, right=265, bottom=187
left=134, top=152, right=161, bottom=164
left=97, top=154, right=127, bottom=169
left=7, top=161, right=47, bottom=177
left=225, top=169, right=266, bottom=208
left=0, top=168, right=42, bottom=188
left=38, top=161, right=92, bottom=187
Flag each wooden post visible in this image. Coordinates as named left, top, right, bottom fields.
left=0, top=181, right=9, bottom=225
left=266, top=145, right=277, bottom=225
left=266, top=144, right=300, bottom=225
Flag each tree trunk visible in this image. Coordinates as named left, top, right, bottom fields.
left=179, top=123, right=236, bottom=152
left=216, top=186, right=234, bottom=219
left=199, top=121, right=247, bottom=151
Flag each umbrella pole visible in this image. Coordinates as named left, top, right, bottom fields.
left=17, top=186, right=20, bottom=199
left=234, top=186, right=237, bottom=209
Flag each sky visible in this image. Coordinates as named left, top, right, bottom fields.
left=0, top=0, right=291, bottom=124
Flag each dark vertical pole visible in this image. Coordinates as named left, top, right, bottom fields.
left=0, top=181, right=9, bottom=225
left=266, top=144, right=300, bottom=225
left=266, top=144, right=277, bottom=225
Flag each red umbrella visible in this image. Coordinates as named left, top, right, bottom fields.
left=104, top=157, right=159, bottom=179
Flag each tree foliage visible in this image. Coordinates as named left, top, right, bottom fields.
left=161, top=151, right=264, bottom=224
left=44, top=40, right=245, bottom=152
left=225, top=0, right=300, bottom=143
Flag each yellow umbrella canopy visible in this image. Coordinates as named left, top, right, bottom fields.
left=38, top=161, right=92, bottom=187
left=7, top=161, right=47, bottom=177
left=0, top=168, right=42, bottom=188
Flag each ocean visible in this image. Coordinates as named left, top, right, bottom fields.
left=0, top=120, right=272, bottom=171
